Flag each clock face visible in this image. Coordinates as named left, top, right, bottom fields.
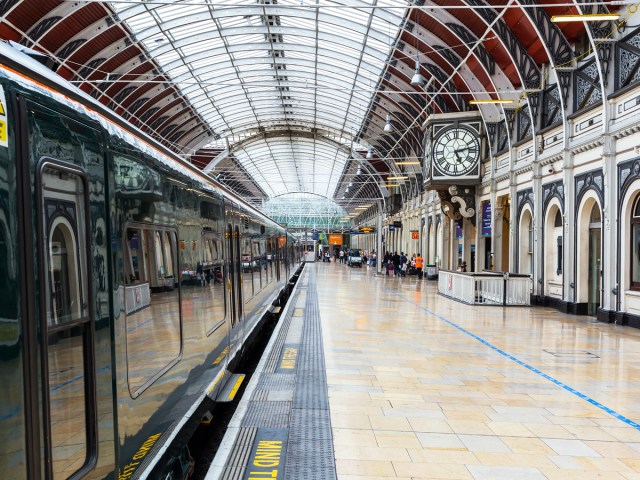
left=432, top=126, right=480, bottom=177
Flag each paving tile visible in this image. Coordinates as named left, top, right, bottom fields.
left=543, top=438, right=602, bottom=457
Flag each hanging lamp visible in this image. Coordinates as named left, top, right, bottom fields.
left=410, top=57, right=425, bottom=86
left=384, top=113, right=393, bottom=132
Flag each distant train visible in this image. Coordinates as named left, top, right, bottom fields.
left=0, top=41, right=302, bottom=480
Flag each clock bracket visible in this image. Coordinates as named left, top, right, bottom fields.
left=438, top=185, right=476, bottom=227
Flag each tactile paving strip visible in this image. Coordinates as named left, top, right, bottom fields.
left=220, top=427, right=257, bottom=480
left=264, top=288, right=302, bottom=373
left=286, top=268, right=337, bottom=479
left=240, top=401, right=291, bottom=428
left=258, top=373, right=297, bottom=390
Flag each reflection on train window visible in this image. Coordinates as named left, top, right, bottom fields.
left=124, top=224, right=181, bottom=397
left=252, top=241, right=263, bottom=293
left=40, top=164, right=95, bottom=479
left=242, top=238, right=254, bottom=303
left=180, top=233, right=225, bottom=335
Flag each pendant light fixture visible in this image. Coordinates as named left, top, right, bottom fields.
left=384, top=113, right=393, bottom=132
left=410, top=55, right=425, bottom=86
left=366, top=146, right=373, bottom=159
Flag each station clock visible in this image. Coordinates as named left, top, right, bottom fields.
left=423, top=113, right=484, bottom=188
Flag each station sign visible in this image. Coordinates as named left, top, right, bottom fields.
left=393, top=221, right=403, bottom=228
left=411, top=230, right=419, bottom=240
left=358, top=226, right=376, bottom=234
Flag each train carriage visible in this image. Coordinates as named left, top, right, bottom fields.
left=0, top=41, right=302, bottom=480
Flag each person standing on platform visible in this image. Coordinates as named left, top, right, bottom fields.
left=392, top=252, right=400, bottom=276
left=415, top=253, right=424, bottom=279
left=383, top=251, right=391, bottom=275
left=339, top=249, right=344, bottom=264
left=400, top=252, right=408, bottom=277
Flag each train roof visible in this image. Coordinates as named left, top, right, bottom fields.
left=0, top=40, right=282, bottom=231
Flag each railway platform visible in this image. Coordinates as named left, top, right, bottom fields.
left=209, top=262, right=640, bottom=480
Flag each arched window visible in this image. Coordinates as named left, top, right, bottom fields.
left=631, top=196, right=640, bottom=290
left=554, top=209, right=563, bottom=275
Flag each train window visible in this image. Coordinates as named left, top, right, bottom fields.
left=124, top=224, right=181, bottom=397
left=39, top=162, right=96, bottom=479
left=242, top=238, right=254, bottom=302
left=252, top=241, right=263, bottom=293
left=182, top=232, right=225, bottom=335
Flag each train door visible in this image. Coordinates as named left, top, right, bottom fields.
left=16, top=98, right=113, bottom=479
left=226, top=222, right=244, bottom=352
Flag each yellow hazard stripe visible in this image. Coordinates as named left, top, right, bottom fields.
left=227, top=375, right=245, bottom=400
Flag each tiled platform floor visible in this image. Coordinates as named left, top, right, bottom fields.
left=315, top=261, right=640, bottom=480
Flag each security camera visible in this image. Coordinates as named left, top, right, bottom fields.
left=546, top=165, right=554, bottom=174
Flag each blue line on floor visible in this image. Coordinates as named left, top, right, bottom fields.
left=384, top=286, right=640, bottom=431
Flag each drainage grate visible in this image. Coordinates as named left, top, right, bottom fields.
left=543, top=349, right=600, bottom=358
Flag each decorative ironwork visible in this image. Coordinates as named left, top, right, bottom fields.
left=616, top=26, right=640, bottom=90
left=446, top=22, right=496, bottom=75
left=517, top=0, right=574, bottom=65
left=58, top=39, right=86, bottom=60
left=516, top=188, right=534, bottom=221
left=496, top=120, right=509, bottom=153
left=557, top=71, right=572, bottom=105
left=619, top=158, right=640, bottom=202
left=542, top=85, right=563, bottom=129
left=579, top=1, right=613, bottom=87
left=464, top=0, right=541, bottom=89
left=432, top=45, right=461, bottom=69
left=574, top=59, right=602, bottom=111
left=575, top=169, right=604, bottom=218
left=439, top=187, right=476, bottom=226
left=25, top=16, right=61, bottom=44
left=542, top=180, right=565, bottom=213
left=517, top=105, right=532, bottom=142
left=528, top=92, right=540, bottom=122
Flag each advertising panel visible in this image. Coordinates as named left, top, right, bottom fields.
left=481, top=201, right=492, bottom=237
left=411, top=230, right=419, bottom=240
left=328, top=234, right=343, bottom=245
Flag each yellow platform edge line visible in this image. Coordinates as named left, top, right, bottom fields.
left=227, top=374, right=246, bottom=401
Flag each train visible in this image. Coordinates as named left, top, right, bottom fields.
left=0, top=41, right=303, bottom=480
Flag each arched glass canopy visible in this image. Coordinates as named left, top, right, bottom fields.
left=263, top=193, right=350, bottom=232
left=112, top=0, right=405, bottom=205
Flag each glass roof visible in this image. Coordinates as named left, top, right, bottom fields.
left=263, top=193, right=350, bottom=232
left=111, top=0, right=406, bottom=200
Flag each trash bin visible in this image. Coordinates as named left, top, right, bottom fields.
left=425, top=264, right=438, bottom=280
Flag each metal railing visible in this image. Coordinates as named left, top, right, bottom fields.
left=438, top=270, right=532, bottom=306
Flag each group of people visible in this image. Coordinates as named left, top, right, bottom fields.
left=318, top=248, right=377, bottom=266
left=381, top=252, right=424, bottom=278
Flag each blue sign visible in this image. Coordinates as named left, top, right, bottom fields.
left=389, top=224, right=395, bottom=231
left=455, top=223, right=463, bottom=239
left=481, top=201, right=492, bottom=237
left=312, top=232, right=319, bottom=240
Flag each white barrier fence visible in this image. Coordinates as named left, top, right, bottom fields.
left=438, top=270, right=532, bottom=306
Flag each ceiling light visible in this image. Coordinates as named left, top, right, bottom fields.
left=387, top=176, right=408, bottom=180
left=366, top=146, right=373, bottom=159
left=348, top=182, right=353, bottom=187
left=355, top=206, right=368, bottom=210
left=394, top=161, right=420, bottom=165
left=469, top=99, right=515, bottom=105
left=411, top=59, right=426, bottom=87
left=384, top=113, right=393, bottom=133
left=550, top=13, right=620, bottom=23
left=356, top=166, right=362, bottom=175
left=381, top=183, right=400, bottom=187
